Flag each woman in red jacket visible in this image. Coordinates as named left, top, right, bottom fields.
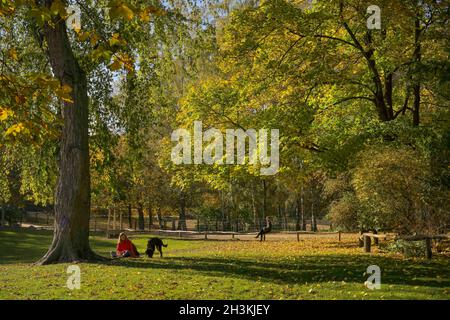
left=111, top=232, right=139, bottom=258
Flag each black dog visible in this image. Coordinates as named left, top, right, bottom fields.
left=145, top=237, right=168, bottom=258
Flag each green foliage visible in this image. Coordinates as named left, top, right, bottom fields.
left=352, top=144, right=447, bottom=234
left=387, top=240, right=428, bottom=258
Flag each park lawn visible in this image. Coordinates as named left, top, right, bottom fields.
left=0, top=229, right=449, bottom=300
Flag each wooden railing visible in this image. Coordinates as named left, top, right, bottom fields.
left=361, top=232, right=449, bottom=259
left=108, top=229, right=344, bottom=241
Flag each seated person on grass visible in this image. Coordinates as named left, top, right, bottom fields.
left=111, top=232, right=139, bottom=258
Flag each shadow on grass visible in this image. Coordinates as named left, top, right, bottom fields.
left=0, top=228, right=116, bottom=264
left=103, top=253, right=450, bottom=289
left=1, top=229, right=449, bottom=290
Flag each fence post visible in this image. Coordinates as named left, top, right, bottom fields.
left=363, top=235, right=371, bottom=253
left=204, top=232, right=207, bottom=240
left=297, top=232, right=300, bottom=242
left=373, top=230, right=379, bottom=245
left=425, top=238, right=432, bottom=260
left=338, top=231, right=341, bottom=242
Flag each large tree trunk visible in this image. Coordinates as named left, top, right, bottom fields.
left=37, top=1, right=100, bottom=264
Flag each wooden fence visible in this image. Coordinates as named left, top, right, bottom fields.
left=360, top=232, right=449, bottom=260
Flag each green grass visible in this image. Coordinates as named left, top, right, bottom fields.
left=0, top=229, right=449, bottom=300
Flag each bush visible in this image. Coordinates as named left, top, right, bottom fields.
left=387, top=239, right=427, bottom=258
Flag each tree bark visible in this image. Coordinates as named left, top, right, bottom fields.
left=363, top=235, right=371, bottom=253
left=37, top=1, right=102, bottom=264
left=178, top=193, right=187, bottom=230
left=148, top=205, right=153, bottom=230
left=157, top=207, right=163, bottom=229
left=127, top=204, right=132, bottom=229
left=262, top=179, right=267, bottom=227
left=137, top=203, right=145, bottom=231
left=1, top=207, right=5, bottom=227
left=412, top=18, right=422, bottom=126
left=252, top=188, right=259, bottom=231
left=295, top=198, right=301, bottom=231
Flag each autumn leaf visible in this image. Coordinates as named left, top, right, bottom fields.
left=5, top=122, right=27, bottom=136
left=77, top=30, right=91, bottom=42
left=91, top=45, right=113, bottom=62
left=14, top=95, right=26, bottom=104
left=109, top=1, right=135, bottom=21
left=108, top=33, right=126, bottom=47
left=139, top=6, right=163, bottom=22
left=50, top=0, right=66, bottom=17
left=0, top=107, right=14, bottom=121
left=55, top=84, right=74, bottom=103
left=109, top=57, right=122, bottom=71
left=8, top=48, right=18, bottom=61
left=90, top=32, right=100, bottom=46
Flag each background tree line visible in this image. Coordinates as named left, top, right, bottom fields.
left=0, top=0, right=448, bottom=263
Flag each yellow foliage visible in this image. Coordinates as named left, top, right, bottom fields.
left=8, top=48, right=18, bottom=61
left=49, top=0, right=66, bottom=17
left=109, top=1, right=135, bottom=21
left=55, top=84, right=74, bottom=103
left=109, top=57, right=122, bottom=71
left=0, top=107, right=14, bottom=121
left=5, top=122, right=27, bottom=136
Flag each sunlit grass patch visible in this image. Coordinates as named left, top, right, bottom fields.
left=0, top=229, right=448, bottom=299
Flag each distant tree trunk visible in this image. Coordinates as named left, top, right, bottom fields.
left=300, top=192, right=306, bottom=231
left=277, top=203, right=282, bottom=231
left=262, top=179, right=267, bottom=227
left=37, top=2, right=101, bottom=264
left=178, top=193, right=187, bottom=230
left=295, top=198, right=301, bottom=231
left=283, top=202, right=288, bottom=231
left=127, top=204, right=132, bottom=229
left=112, top=207, right=116, bottom=230
left=119, top=209, right=123, bottom=230
left=107, top=208, right=111, bottom=232
left=252, top=190, right=259, bottom=231
left=157, top=207, right=163, bottom=229
left=412, top=18, right=421, bottom=126
left=1, top=207, right=5, bottom=227
left=220, top=190, right=226, bottom=231
left=148, top=205, right=153, bottom=230
left=137, top=203, right=145, bottom=231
